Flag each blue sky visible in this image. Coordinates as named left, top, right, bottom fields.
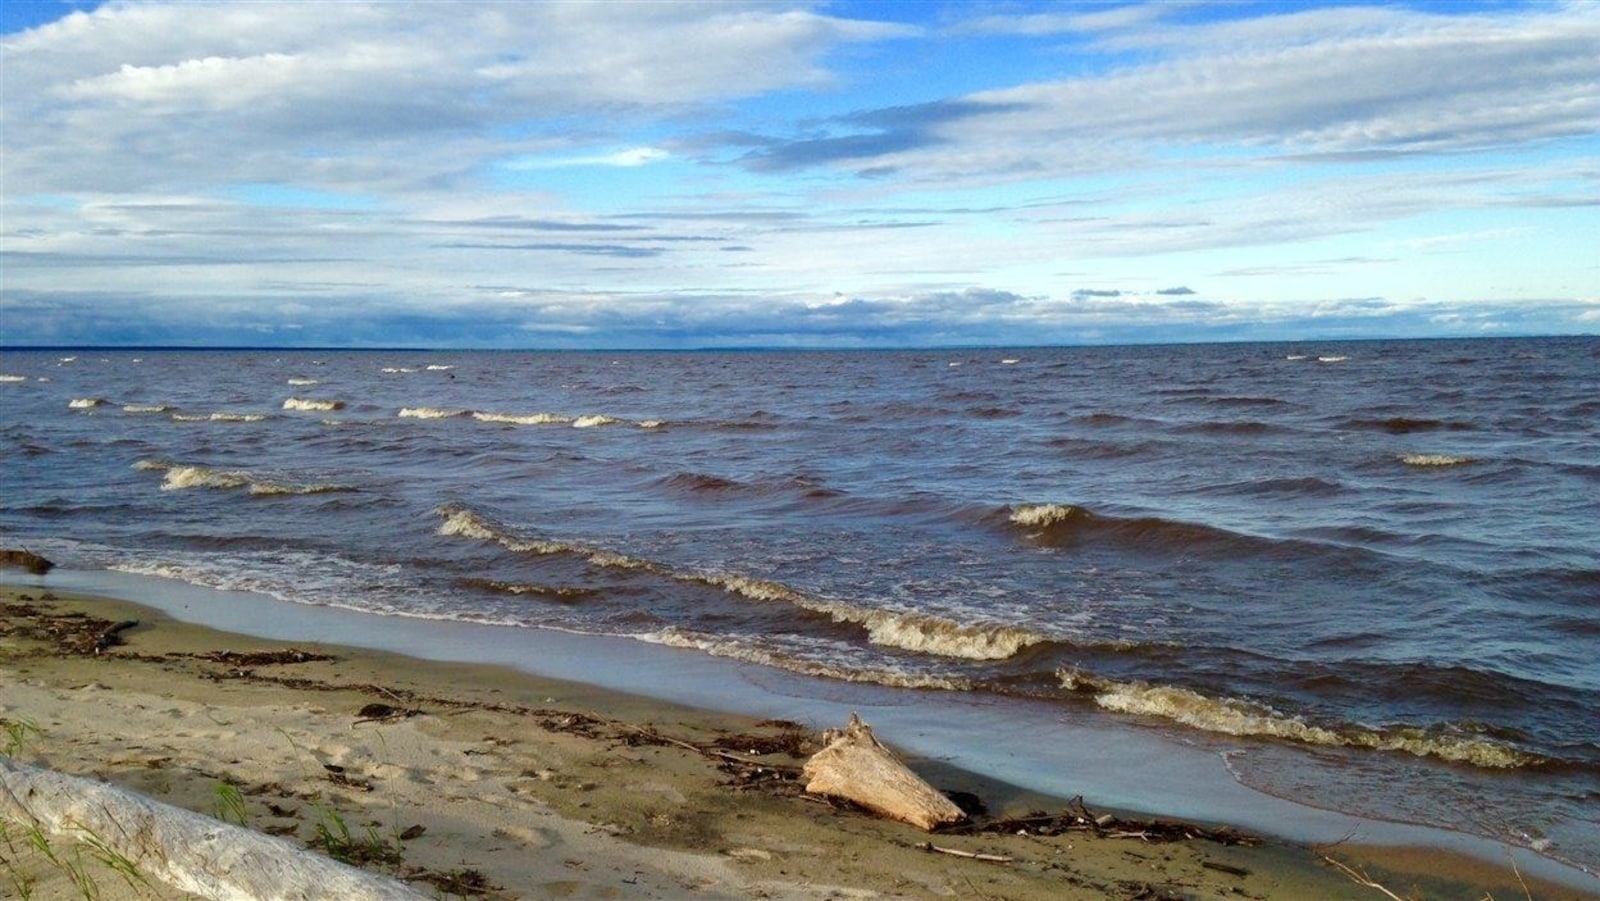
left=1, top=0, right=1595, bottom=348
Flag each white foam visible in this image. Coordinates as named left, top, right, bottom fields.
left=1317, top=355, right=1348, bottom=363
left=283, top=397, right=345, bottom=412
left=1402, top=454, right=1474, bottom=467
left=122, top=404, right=172, bottom=414
left=425, top=365, right=455, bottom=371
left=1010, top=503, right=1080, bottom=528
left=702, top=573, right=1042, bottom=660
left=1285, top=354, right=1308, bottom=361
left=68, top=397, right=107, bottom=408
left=381, top=366, right=420, bottom=373
left=0, top=374, right=26, bottom=383
left=131, top=459, right=174, bottom=472
left=172, top=412, right=267, bottom=422
left=647, top=630, right=972, bottom=692
left=287, top=377, right=319, bottom=386
left=857, top=610, right=1044, bottom=660
left=572, top=414, right=621, bottom=428
left=472, top=411, right=570, bottom=425
left=153, top=462, right=352, bottom=495
left=400, top=407, right=470, bottom=419
left=1066, top=671, right=1534, bottom=769
left=161, top=465, right=252, bottom=492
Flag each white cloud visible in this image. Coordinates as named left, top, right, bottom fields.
left=1, top=1, right=905, bottom=194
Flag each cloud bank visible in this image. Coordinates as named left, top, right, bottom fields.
left=1, top=1, right=1594, bottom=347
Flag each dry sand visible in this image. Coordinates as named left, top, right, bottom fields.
left=2, top=585, right=1593, bottom=900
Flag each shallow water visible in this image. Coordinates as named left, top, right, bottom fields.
left=2, top=337, right=1596, bottom=874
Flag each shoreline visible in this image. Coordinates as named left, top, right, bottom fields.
left=4, top=582, right=1595, bottom=899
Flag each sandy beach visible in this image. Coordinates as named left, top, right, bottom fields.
left=2, top=585, right=1593, bottom=900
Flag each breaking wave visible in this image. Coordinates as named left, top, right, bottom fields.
left=1060, top=670, right=1536, bottom=769
left=172, top=412, right=267, bottom=422
left=68, top=397, right=108, bottom=408
left=122, top=404, right=172, bottom=414
left=0, top=374, right=28, bottom=382
left=400, top=408, right=665, bottom=429
left=399, top=407, right=471, bottom=419
left=1402, top=454, right=1475, bottom=467
left=437, top=505, right=1047, bottom=661
left=648, top=630, right=973, bottom=691
left=135, top=459, right=355, bottom=496
left=283, top=397, right=345, bottom=412
left=286, top=377, right=319, bottom=386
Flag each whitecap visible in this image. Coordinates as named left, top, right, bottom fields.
left=472, top=411, right=570, bottom=425
left=1401, top=454, right=1474, bottom=467
left=287, top=377, right=319, bottom=386
left=400, top=407, right=470, bottom=419
left=172, top=412, right=267, bottom=422
left=0, top=374, right=27, bottom=383
left=572, top=414, right=621, bottom=428
left=1010, top=503, right=1080, bottom=528
left=1063, top=670, right=1535, bottom=769
left=1317, top=355, right=1348, bottom=363
left=68, top=397, right=107, bottom=408
left=283, top=397, right=345, bottom=412
left=122, top=404, right=172, bottom=414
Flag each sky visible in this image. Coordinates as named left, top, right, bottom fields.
left=1, top=0, right=1596, bottom=348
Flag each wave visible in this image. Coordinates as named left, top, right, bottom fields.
left=283, top=397, right=345, bottom=412
left=171, top=412, right=267, bottom=422
left=1317, top=355, right=1348, bottom=363
left=1204, top=395, right=1291, bottom=409
left=134, top=459, right=355, bottom=496
left=426, top=365, right=455, bottom=371
left=1343, top=417, right=1476, bottom=434
left=435, top=506, right=657, bottom=571
left=648, top=629, right=973, bottom=691
left=68, top=397, right=108, bottom=408
left=472, top=410, right=569, bottom=425
left=121, top=404, right=172, bottom=414
left=1059, top=670, right=1537, bottom=769
left=0, top=374, right=28, bottom=382
left=461, top=578, right=598, bottom=602
left=399, top=407, right=471, bottom=419
left=1401, top=454, right=1475, bottom=467
left=286, top=377, right=319, bottom=386
left=399, top=408, right=665, bottom=429
left=436, top=505, right=1049, bottom=661
left=1009, top=503, right=1239, bottom=552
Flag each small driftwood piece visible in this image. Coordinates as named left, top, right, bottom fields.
left=801, top=713, right=966, bottom=831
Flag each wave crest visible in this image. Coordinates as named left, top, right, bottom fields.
left=1402, top=454, right=1474, bottom=467
left=400, top=407, right=470, bottom=419
left=438, top=506, right=1044, bottom=661
left=68, top=397, right=108, bottom=408
left=283, top=397, right=345, bottom=412
left=1062, top=670, right=1536, bottom=769
left=143, top=461, right=354, bottom=496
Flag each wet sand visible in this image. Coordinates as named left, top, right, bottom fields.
left=2, top=585, right=1593, bottom=900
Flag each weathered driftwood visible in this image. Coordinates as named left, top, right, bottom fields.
left=0, top=757, right=424, bottom=900
left=0, top=548, right=54, bottom=574
left=801, top=713, right=966, bottom=831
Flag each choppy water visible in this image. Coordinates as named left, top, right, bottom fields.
left=2, top=338, right=1596, bottom=873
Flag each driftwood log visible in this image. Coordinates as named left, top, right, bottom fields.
left=802, top=713, right=966, bottom=830
left=0, top=757, right=425, bottom=900
left=0, top=548, right=54, bottom=574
